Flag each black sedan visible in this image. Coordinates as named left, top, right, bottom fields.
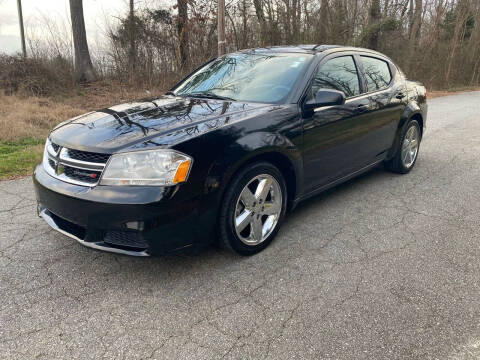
left=33, top=45, right=427, bottom=256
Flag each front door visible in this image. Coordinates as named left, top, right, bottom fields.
left=301, top=54, right=377, bottom=193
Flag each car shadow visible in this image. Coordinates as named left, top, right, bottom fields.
left=48, top=163, right=403, bottom=294
left=112, top=164, right=393, bottom=268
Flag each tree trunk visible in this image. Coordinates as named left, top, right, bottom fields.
left=367, top=0, right=381, bottom=49
left=317, top=0, right=328, bottom=43
left=291, top=0, right=298, bottom=44
left=177, top=0, right=189, bottom=70
left=408, top=0, right=414, bottom=35
left=445, top=0, right=468, bottom=87
left=129, top=0, right=136, bottom=76
left=69, top=0, right=96, bottom=83
left=226, top=9, right=239, bottom=50
left=241, top=0, right=248, bottom=48
left=407, top=0, right=422, bottom=72
left=253, top=0, right=267, bottom=46
left=409, top=0, right=422, bottom=42
left=218, top=0, right=226, bottom=55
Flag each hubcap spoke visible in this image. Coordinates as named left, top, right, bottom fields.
left=410, top=139, right=417, bottom=150
left=255, top=177, right=272, bottom=201
left=240, top=187, right=255, bottom=208
left=235, top=209, right=252, bottom=232
left=251, top=217, right=263, bottom=242
left=408, top=127, right=414, bottom=141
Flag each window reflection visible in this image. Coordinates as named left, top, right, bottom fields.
left=361, top=56, right=392, bottom=92
left=174, top=53, right=312, bottom=103
left=311, top=56, right=361, bottom=98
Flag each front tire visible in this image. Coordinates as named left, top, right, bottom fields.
left=218, top=162, right=287, bottom=255
left=385, top=119, right=421, bottom=174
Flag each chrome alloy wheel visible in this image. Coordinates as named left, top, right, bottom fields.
left=401, top=125, right=420, bottom=168
left=234, top=174, right=282, bottom=246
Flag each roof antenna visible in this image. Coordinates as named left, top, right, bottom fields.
left=312, top=44, right=322, bottom=50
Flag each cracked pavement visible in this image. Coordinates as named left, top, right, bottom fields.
left=1, top=91, right=480, bottom=359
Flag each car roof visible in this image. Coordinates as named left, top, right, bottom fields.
left=237, top=45, right=389, bottom=58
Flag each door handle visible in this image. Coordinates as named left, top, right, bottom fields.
left=395, top=92, right=406, bottom=99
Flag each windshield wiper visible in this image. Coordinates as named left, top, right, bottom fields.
left=183, top=91, right=235, bottom=101
left=165, top=91, right=176, bottom=96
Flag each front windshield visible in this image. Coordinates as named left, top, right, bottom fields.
left=173, top=52, right=312, bottom=103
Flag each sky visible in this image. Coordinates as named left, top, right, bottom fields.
left=0, top=0, right=141, bottom=54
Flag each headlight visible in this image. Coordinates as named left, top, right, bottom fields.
left=100, top=149, right=193, bottom=186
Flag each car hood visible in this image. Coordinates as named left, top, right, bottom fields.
left=49, top=96, right=280, bottom=153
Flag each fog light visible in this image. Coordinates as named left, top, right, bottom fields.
left=125, top=221, right=145, bottom=231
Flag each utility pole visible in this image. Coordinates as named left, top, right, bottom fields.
left=17, top=0, right=27, bottom=57
left=217, top=0, right=226, bottom=55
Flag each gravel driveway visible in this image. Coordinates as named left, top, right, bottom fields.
left=1, top=91, right=480, bottom=359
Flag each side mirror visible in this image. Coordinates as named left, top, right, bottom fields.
left=304, top=89, right=346, bottom=111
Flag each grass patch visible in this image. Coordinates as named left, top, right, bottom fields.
left=0, top=138, right=44, bottom=180
left=0, top=83, right=165, bottom=180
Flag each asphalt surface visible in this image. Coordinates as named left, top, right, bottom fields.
left=1, top=91, right=480, bottom=359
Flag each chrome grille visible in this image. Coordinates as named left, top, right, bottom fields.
left=48, top=158, right=56, bottom=169
left=51, top=143, right=60, bottom=153
left=66, top=148, right=110, bottom=164
left=62, top=165, right=102, bottom=184
left=43, top=139, right=110, bottom=187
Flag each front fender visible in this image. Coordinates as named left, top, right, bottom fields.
left=205, top=131, right=303, bottom=197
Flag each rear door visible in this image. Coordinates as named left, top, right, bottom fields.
left=301, top=54, right=375, bottom=193
left=356, top=55, right=407, bottom=157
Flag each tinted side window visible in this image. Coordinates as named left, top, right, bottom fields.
left=311, top=56, right=361, bottom=98
left=361, top=56, right=392, bottom=92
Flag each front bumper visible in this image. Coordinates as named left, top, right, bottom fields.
left=38, top=207, right=150, bottom=256
left=33, top=164, right=213, bottom=256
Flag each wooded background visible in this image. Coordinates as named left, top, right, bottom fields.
left=2, top=0, right=480, bottom=96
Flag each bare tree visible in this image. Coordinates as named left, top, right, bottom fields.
left=14, top=0, right=480, bottom=92
left=253, top=0, right=267, bottom=46
left=445, top=0, right=470, bottom=87
left=218, top=0, right=226, bottom=55
left=409, top=0, right=423, bottom=41
left=317, top=0, right=329, bottom=43
left=240, top=0, right=249, bottom=48
left=69, top=0, right=96, bottom=82
left=177, top=0, right=189, bottom=69
left=129, top=0, right=136, bottom=75
left=365, top=0, right=381, bottom=49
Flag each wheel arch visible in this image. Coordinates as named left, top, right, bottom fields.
left=206, top=133, right=302, bottom=212
left=387, top=104, right=424, bottom=159
left=230, top=151, right=298, bottom=210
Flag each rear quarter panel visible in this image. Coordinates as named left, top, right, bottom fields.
left=387, top=80, right=427, bottom=159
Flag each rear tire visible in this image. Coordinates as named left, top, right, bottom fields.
left=218, top=162, right=287, bottom=255
left=385, top=119, right=421, bottom=174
